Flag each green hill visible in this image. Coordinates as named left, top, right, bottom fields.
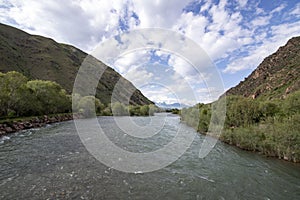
left=0, top=23, right=153, bottom=105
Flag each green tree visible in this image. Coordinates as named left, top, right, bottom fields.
left=26, top=80, right=70, bottom=115
left=0, top=71, right=28, bottom=116
left=128, top=105, right=140, bottom=116
left=72, top=93, right=82, bottom=113
left=77, top=96, right=102, bottom=117
left=198, top=107, right=211, bottom=133
left=112, top=102, right=127, bottom=116
left=140, top=105, right=149, bottom=116
left=284, top=91, right=300, bottom=115
left=259, top=101, right=279, bottom=120
left=181, top=105, right=200, bottom=130
left=226, top=96, right=261, bottom=128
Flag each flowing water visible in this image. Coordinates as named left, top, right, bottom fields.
left=0, top=114, right=299, bottom=199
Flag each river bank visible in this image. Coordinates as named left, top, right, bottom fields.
left=180, top=95, right=300, bottom=163
left=180, top=118, right=300, bottom=163
left=0, top=113, right=80, bottom=136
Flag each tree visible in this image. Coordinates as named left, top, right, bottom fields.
left=198, top=107, right=211, bottom=133
left=140, top=105, right=149, bottom=116
left=0, top=71, right=28, bottom=116
left=128, top=105, right=141, bottom=116
left=180, top=105, right=200, bottom=130
left=259, top=101, right=279, bottom=119
left=26, top=80, right=70, bottom=115
left=72, top=93, right=82, bottom=113
left=226, top=96, right=261, bottom=128
left=77, top=96, right=102, bottom=117
left=148, top=104, right=157, bottom=116
left=284, top=91, right=300, bottom=115
left=111, top=102, right=127, bottom=116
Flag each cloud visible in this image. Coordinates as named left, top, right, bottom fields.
left=132, top=0, right=190, bottom=28
left=251, top=16, right=271, bottom=27
left=290, top=3, right=300, bottom=17
left=123, top=67, right=154, bottom=87
left=142, top=84, right=198, bottom=106
left=1, top=0, right=139, bottom=51
left=112, top=50, right=155, bottom=87
left=172, top=0, right=253, bottom=63
left=237, top=0, right=248, bottom=8
left=113, top=50, right=150, bottom=73
left=271, top=4, right=286, bottom=14
left=168, top=54, right=194, bottom=77
left=224, top=20, right=300, bottom=73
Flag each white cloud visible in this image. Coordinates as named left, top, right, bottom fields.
left=223, top=52, right=265, bottom=73
left=168, top=54, right=195, bottom=77
left=290, top=3, right=300, bottom=17
left=237, top=0, right=248, bottom=8
left=112, top=50, right=157, bottom=87
left=271, top=4, right=286, bottom=14
left=251, top=16, right=271, bottom=27
left=124, top=67, right=154, bottom=87
left=113, top=50, right=150, bottom=74
left=132, top=0, right=190, bottom=28
left=173, top=12, right=207, bottom=40
left=224, top=20, right=300, bottom=73
left=200, top=0, right=211, bottom=12
left=1, top=0, right=139, bottom=51
left=140, top=82, right=198, bottom=106
left=172, top=0, right=252, bottom=64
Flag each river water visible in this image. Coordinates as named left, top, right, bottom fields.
left=0, top=114, right=299, bottom=199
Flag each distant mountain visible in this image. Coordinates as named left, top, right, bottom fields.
left=225, top=36, right=300, bottom=99
left=155, top=102, right=189, bottom=109
left=0, top=23, right=153, bottom=105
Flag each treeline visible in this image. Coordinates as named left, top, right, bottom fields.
left=0, top=71, right=158, bottom=119
left=180, top=92, right=300, bottom=162
left=72, top=95, right=160, bottom=117
left=0, top=71, right=71, bottom=117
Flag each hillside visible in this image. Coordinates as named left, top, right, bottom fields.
left=0, top=23, right=153, bottom=105
left=225, top=36, right=300, bottom=99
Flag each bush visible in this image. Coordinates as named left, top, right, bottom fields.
left=183, top=92, right=300, bottom=162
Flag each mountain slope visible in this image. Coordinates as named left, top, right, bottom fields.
left=0, top=23, right=153, bottom=105
left=225, top=36, right=300, bottom=99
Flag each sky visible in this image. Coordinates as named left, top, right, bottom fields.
left=1, top=0, right=300, bottom=105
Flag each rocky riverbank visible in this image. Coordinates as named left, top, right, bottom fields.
left=0, top=113, right=80, bottom=136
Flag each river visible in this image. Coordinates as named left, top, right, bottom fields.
left=0, top=114, right=299, bottom=199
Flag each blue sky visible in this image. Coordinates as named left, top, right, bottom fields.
left=1, top=0, right=300, bottom=105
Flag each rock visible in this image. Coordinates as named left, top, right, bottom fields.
left=18, top=123, right=25, bottom=130
left=0, top=114, right=74, bottom=136
left=24, top=122, right=33, bottom=128
left=12, top=124, right=20, bottom=130
left=5, top=127, right=14, bottom=133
